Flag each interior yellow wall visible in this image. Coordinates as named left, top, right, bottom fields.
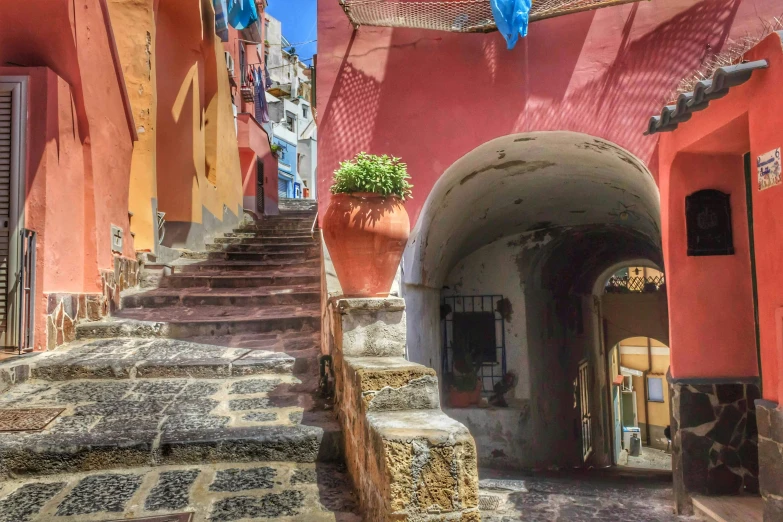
left=619, top=342, right=671, bottom=428
left=107, top=0, right=158, bottom=252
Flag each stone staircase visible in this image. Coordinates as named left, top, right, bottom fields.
left=0, top=208, right=361, bottom=521
left=278, top=198, right=318, bottom=213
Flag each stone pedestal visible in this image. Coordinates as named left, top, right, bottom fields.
left=669, top=376, right=760, bottom=514
left=755, top=400, right=783, bottom=521
left=325, top=296, right=480, bottom=521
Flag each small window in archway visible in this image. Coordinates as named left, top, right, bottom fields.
left=685, top=189, right=734, bottom=256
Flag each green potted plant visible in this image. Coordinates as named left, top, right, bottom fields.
left=322, top=152, right=412, bottom=297
left=447, top=351, right=483, bottom=408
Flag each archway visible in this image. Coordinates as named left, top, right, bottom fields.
left=401, top=131, right=663, bottom=469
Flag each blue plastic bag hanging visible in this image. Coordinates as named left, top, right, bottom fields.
left=490, top=0, right=532, bottom=50
left=227, top=0, right=259, bottom=31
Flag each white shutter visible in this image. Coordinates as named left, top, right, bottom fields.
left=278, top=178, right=288, bottom=198
left=0, top=89, right=12, bottom=331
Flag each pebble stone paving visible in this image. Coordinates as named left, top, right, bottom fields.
left=0, top=462, right=360, bottom=522
left=0, top=373, right=306, bottom=444
left=477, top=468, right=702, bottom=522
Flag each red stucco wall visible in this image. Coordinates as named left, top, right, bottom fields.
left=317, top=0, right=782, bottom=227
left=238, top=113, right=279, bottom=214
left=658, top=33, right=783, bottom=400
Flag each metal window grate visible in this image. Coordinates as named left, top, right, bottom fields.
left=442, top=294, right=506, bottom=394
left=339, top=0, right=646, bottom=33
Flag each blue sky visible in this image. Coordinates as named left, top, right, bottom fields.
left=266, top=0, right=317, bottom=62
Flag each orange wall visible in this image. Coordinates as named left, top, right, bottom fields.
left=0, top=0, right=135, bottom=350
left=153, top=0, right=244, bottom=248
left=659, top=33, right=783, bottom=400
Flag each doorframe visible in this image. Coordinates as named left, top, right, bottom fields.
left=0, top=76, right=28, bottom=348
left=743, top=152, right=762, bottom=389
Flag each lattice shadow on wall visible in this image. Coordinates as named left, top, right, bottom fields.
left=339, top=0, right=645, bottom=33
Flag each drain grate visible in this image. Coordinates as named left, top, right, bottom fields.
left=0, top=408, right=65, bottom=432
left=104, top=514, right=193, bottom=522
left=478, top=494, right=501, bottom=511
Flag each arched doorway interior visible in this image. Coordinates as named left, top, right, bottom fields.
left=402, top=131, right=663, bottom=470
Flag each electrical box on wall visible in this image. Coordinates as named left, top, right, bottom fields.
left=111, top=225, right=123, bottom=253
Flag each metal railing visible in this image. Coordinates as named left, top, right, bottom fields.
left=604, top=274, right=665, bottom=294
left=17, top=229, right=36, bottom=354
left=310, top=211, right=319, bottom=239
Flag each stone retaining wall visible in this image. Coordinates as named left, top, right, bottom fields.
left=756, top=399, right=783, bottom=520
left=321, top=241, right=480, bottom=521
left=45, top=255, right=139, bottom=349
left=669, top=374, right=760, bottom=514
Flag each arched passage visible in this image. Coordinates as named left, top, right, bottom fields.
left=401, top=131, right=663, bottom=470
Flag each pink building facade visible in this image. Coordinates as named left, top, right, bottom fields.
left=318, top=0, right=783, bottom=517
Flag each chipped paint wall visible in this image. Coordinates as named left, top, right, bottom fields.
left=410, top=228, right=605, bottom=469
left=442, top=233, right=538, bottom=401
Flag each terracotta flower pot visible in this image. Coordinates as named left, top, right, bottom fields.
left=448, top=382, right=482, bottom=408
left=323, top=192, right=410, bottom=298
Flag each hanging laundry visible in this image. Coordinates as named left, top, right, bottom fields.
left=240, top=19, right=263, bottom=43
left=213, top=0, right=229, bottom=42
left=264, top=62, right=273, bottom=89
left=227, top=0, right=258, bottom=31
left=254, top=67, right=269, bottom=123
left=291, top=69, right=299, bottom=99
left=490, top=0, right=531, bottom=50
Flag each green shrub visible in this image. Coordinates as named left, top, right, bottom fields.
left=330, top=152, right=413, bottom=200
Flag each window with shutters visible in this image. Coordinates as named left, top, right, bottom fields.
left=0, top=82, right=21, bottom=345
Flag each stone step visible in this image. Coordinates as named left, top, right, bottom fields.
left=342, top=356, right=440, bottom=413
left=236, top=226, right=314, bottom=234
left=75, top=305, right=321, bottom=339
left=0, top=461, right=359, bottom=521
left=692, top=495, right=763, bottom=522
left=0, top=374, right=343, bottom=479
left=172, top=260, right=319, bottom=273
left=160, top=270, right=320, bottom=289
left=213, top=242, right=320, bottom=252
left=0, top=338, right=297, bottom=382
left=220, top=234, right=316, bottom=241
left=122, top=286, right=320, bottom=309
left=207, top=250, right=316, bottom=261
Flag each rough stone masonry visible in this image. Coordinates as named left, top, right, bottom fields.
left=322, top=242, right=480, bottom=521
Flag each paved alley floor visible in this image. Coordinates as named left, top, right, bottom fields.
left=621, top=445, right=673, bottom=471
left=478, top=468, right=698, bottom=521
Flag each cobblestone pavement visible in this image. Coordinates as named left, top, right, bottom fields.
left=0, top=461, right=359, bottom=522
left=478, top=468, right=700, bottom=521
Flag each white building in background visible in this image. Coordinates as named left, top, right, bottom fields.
left=263, top=14, right=316, bottom=200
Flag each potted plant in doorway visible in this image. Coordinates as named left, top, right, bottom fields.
left=323, top=152, right=412, bottom=297
left=447, top=351, right=483, bottom=408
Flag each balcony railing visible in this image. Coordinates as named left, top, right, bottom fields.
left=604, top=274, right=665, bottom=294
left=338, top=0, right=646, bottom=33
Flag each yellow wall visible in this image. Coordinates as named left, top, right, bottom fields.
left=108, top=0, right=243, bottom=252
left=107, top=0, right=158, bottom=252
left=618, top=338, right=671, bottom=428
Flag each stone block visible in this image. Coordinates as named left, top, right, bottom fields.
left=366, top=410, right=479, bottom=518
left=344, top=357, right=440, bottom=412
left=759, top=438, right=783, bottom=496
left=680, top=386, right=716, bottom=429
left=336, top=298, right=406, bottom=357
